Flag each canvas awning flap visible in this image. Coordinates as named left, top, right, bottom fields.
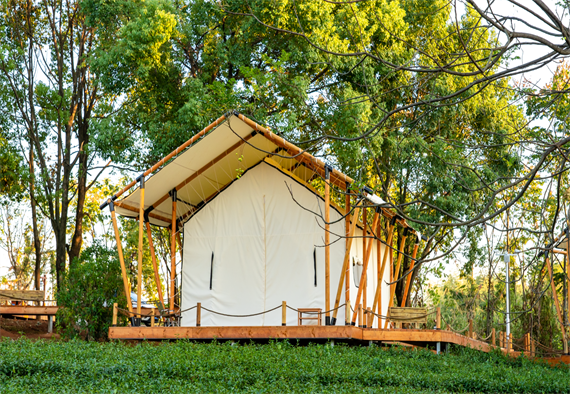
left=115, top=116, right=317, bottom=227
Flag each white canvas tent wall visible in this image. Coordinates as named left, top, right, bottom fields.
left=180, top=159, right=390, bottom=326
left=105, top=112, right=415, bottom=328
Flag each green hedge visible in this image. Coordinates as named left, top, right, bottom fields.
left=0, top=339, right=568, bottom=393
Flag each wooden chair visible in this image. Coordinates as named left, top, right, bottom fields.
left=297, top=308, right=322, bottom=326
left=388, top=307, right=427, bottom=329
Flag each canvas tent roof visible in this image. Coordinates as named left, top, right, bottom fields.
left=104, top=112, right=412, bottom=231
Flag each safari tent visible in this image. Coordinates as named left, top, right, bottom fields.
left=101, top=112, right=420, bottom=329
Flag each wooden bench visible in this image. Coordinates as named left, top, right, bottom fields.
left=298, top=308, right=322, bottom=326
left=0, top=290, right=58, bottom=333
left=388, top=307, right=427, bottom=329
left=0, top=290, right=45, bottom=303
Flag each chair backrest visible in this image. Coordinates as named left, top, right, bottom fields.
left=389, top=307, right=427, bottom=324
left=0, top=290, right=45, bottom=302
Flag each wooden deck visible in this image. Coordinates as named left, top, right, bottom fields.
left=109, top=325, right=497, bottom=353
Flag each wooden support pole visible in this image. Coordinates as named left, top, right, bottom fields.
left=170, top=189, right=177, bottom=311
left=151, top=308, right=156, bottom=327
left=196, top=302, right=201, bottom=327
left=282, top=301, right=287, bottom=326
left=377, top=219, right=382, bottom=318
left=145, top=222, right=165, bottom=308
left=370, top=218, right=397, bottom=326
left=566, top=240, right=570, bottom=334
left=468, top=319, right=473, bottom=339
left=491, top=328, right=496, bottom=346
left=384, top=232, right=408, bottom=328
left=358, top=304, right=363, bottom=328
left=109, top=202, right=133, bottom=313
left=436, top=307, right=441, bottom=329
left=363, top=204, right=367, bottom=311
left=136, top=177, right=145, bottom=320
left=367, top=308, right=373, bottom=328
left=112, top=303, right=118, bottom=327
left=324, top=166, right=331, bottom=325
left=401, top=241, right=420, bottom=307
left=345, top=186, right=351, bottom=324
left=546, top=255, right=568, bottom=353
left=332, top=207, right=361, bottom=324
left=350, top=211, right=380, bottom=324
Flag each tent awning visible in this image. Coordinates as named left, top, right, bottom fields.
left=111, top=113, right=354, bottom=227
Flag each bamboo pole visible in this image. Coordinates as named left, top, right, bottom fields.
left=377, top=219, right=382, bottom=318
left=370, top=219, right=396, bottom=326
left=363, top=204, right=367, bottom=311
left=350, top=211, right=380, bottom=324
left=145, top=222, right=165, bottom=308
left=401, top=240, right=420, bottom=307
left=468, top=319, right=473, bottom=339
left=170, top=190, right=177, bottom=311
left=345, top=186, right=351, bottom=324
left=436, top=307, right=441, bottom=329
left=358, top=304, right=363, bottom=327
left=566, top=236, right=570, bottom=333
left=546, top=255, right=568, bottom=353
left=332, top=207, right=361, bottom=324
left=109, top=203, right=133, bottom=313
left=136, top=177, right=145, bottom=320
left=324, top=166, right=331, bottom=325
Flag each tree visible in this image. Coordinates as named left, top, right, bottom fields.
left=0, top=0, right=119, bottom=292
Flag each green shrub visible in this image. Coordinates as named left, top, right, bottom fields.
left=56, top=242, right=127, bottom=340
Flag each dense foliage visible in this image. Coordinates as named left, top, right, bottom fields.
left=0, top=340, right=567, bottom=393
left=56, top=243, right=127, bottom=340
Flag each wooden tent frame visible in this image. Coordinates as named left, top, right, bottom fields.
left=100, top=112, right=423, bottom=327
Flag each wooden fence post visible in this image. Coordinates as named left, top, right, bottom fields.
left=196, top=302, right=201, bottom=327
left=282, top=301, right=287, bottom=326
left=468, top=319, right=473, bottom=338
left=367, top=308, right=373, bottom=328
left=358, top=304, right=363, bottom=328
left=491, top=328, right=495, bottom=346
left=151, top=308, right=155, bottom=327
left=112, top=303, right=118, bottom=327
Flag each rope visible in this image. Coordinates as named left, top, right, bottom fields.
left=201, top=304, right=282, bottom=318
left=441, top=315, right=470, bottom=333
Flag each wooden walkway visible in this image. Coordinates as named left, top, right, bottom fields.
left=109, top=325, right=494, bottom=352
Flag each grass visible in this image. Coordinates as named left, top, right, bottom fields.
left=0, top=339, right=568, bottom=393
